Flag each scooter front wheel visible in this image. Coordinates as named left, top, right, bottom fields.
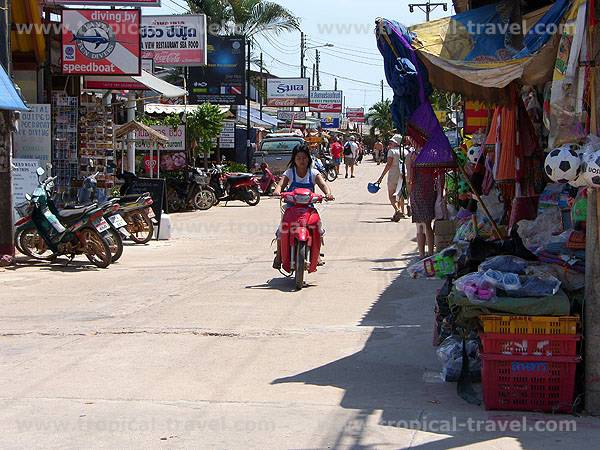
left=193, top=188, right=215, bottom=210
left=294, top=241, right=306, bottom=290
left=103, top=228, right=123, bottom=263
left=326, top=168, right=338, bottom=182
left=80, top=227, right=112, bottom=268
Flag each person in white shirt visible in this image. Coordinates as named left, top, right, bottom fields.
left=343, top=136, right=359, bottom=178
left=375, top=134, right=406, bottom=222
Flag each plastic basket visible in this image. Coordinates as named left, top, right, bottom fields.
left=481, top=333, right=580, bottom=357
left=482, top=354, right=580, bottom=413
left=481, top=315, right=579, bottom=335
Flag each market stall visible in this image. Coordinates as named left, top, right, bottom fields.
left=378, top=0, right=600, bottom=414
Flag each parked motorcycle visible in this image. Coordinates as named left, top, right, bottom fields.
left=254, top=162, right=280, bottom=196
left=276, top=188, right=331, bottom=290
left=15, top=171, right=126, bottom=263
left=166, top=166, right=216, bottom=212
left=208, top=165, right=261, bottom=206
left=314, top=156, right=337, bottom=182
left=18, top=168, right=113, bottom=268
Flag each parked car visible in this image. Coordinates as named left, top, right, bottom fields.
left=253, top=136, right=305, bottom=175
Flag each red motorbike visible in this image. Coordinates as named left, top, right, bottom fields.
left=277, top=188, right=330, bottom=290
left=209, top=165, right=261, bottom=206
left=254, top=162, right=281, bottom=196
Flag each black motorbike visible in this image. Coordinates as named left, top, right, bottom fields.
left=166, top=166, right=216, bottom=212
left=208, top=165, right=261, bottom=206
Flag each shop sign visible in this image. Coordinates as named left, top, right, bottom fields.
left=219, top=120, right=236, bottom=149
left=188, top=35, right=245, bottom=105
left=12, top=159, right=40, bottom=224
left=141, top=15, right=207, bottom=66
left=62, top=9, right=141, bottom=75
left=49, top=1, right=160, bottom=5
left=266, top=78, right=310, bottom=107
left=277, top=110, right=306, bottom=121
left=346, top=107, right=365, bottom=123
left=320, top=114, right=340, bottom=129
left=138, top=125, right=186, bottom=152
left=13, top=104, right=51, bottom=162
left=309, top=90, right=342, bottom=113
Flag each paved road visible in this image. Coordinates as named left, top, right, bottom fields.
left=1, top=161, right=598, bottom=449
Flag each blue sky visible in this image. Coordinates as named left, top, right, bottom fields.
left=150, top=0, right=454, bottom=110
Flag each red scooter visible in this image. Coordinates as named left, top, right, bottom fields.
left=254, top=162, right=281, bottom=196
left=277, top=188, right=330, bottom=290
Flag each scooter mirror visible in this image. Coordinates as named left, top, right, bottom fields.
left=46, top=163, right=53, bottom=170
left=25, top=193, right=32, bottom=201
left=36, top=167, right=45, bottom=176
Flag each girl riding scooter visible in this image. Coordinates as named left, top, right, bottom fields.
left=272, top=145, right=334, bottom=269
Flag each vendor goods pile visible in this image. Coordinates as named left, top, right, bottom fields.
left=480, top=313, right=581, bottom=413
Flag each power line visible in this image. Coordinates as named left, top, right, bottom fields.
left=307, top=36, right=379, bottom=54
left=163, top=0, right=189, bottom=13
left=312, top=44, right=383, bottom=61
left=319, top=50, right=384, bottom=67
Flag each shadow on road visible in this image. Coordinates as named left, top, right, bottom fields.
left=270, top=256, right=584, bottom=449
left=245, top=277, right=317, bottom=293
left=7, top=256, right=108, bottom=272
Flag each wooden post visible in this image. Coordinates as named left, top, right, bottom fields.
left=585, top=15, right=600, bottom=414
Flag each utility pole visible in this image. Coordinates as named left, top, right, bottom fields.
left=300, top=32, right=305, bottom=78
left=312, top=63, right=316, bottom=88
left=316, top=50, right=321, bottom=90
left=381, top=80, right=384, bottom=102
left=408, top=1, right=447, bottom=22
left=334, top=78, right=338, bottom=90
left=259, top=52, right=263, bottom=120
left=246, top=38, right=251, bottom=170
left=0, top=0, right=14, bottom=256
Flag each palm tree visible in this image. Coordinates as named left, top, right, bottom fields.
left=365, top=100, right=394, bottom=146
left=188, top=0, right=300, bottom=37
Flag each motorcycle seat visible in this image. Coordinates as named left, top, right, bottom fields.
left=227, top=173, right=253, bottom=181
left=58, top=204, right=97, bottom=219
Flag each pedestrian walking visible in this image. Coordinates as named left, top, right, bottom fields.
left=374, top=134, right=406, bottom=222
left=373, top=138, right=384, bottom=164
left=330, top=136, right=343, bottom=176
left=343, top=136, right=358, bottom=178
left=356, top=140, right=364, bottom=164
left=406, top=146, right=436, bottom=259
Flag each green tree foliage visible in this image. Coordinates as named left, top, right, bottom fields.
left=188, top=0, right=300, bottom=37
left=186, top=103, right=226, bottom=168
left=365, top=99, right=394, bottom=146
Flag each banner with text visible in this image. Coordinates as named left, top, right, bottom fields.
left=276, top=110, right=306, bottom=121
left=346, top=107, right=365, bottom=123
left=13, top=104, right=51, bottom=162
left=266, top=78, right=310, bottom=107
left=309, top=90, right=342, bottom=113
left=62, top=9, right=141, bottom=75
left=141, top=15, right=207, bottom=66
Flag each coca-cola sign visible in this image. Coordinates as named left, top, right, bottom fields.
left=266, top=78, right=310, bottom=107
left=141, top=15, right=207, bottom=66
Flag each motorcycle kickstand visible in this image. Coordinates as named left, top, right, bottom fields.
left=65, top=254, right=76, bottom=266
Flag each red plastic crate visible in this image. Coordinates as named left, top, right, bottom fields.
left=482, top=354, right=580, bottom=413
left=481, top=333, right=581, bottom=357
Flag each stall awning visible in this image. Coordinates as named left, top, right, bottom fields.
left=84, top=71, right=187, bottom=98
left=409, top=0, right=572, bottom=102
left=11, top=0, right=46, bottom=64
left=0, top=65, right=29, bottom=111
left=237, top=106, right=278, bottom=128
left=144, top=103, right=232, bottom=116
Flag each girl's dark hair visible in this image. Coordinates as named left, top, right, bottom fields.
left=287, top=144, right=312, bottom=169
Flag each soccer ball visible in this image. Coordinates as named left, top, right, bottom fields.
left=544, top=145, right=581, bottom=183
left=467, top=146, right=482, bottom=164
left=569, top=152, right=590, bottom=187
left=582, top=151, right=600, bottom=188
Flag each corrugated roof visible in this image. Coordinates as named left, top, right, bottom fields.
left=0, top=65, right=29, bottom=111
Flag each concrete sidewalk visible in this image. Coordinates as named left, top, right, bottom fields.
left=1, top=159, right=598, bottom=449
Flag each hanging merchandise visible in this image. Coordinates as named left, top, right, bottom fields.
left=375, top=19, right=455, bottom=169
left=467, top=146, right=482, bottom=165
left=544, top=144, right=582, bottom=183
left=582, top=150, right=600, bottom=187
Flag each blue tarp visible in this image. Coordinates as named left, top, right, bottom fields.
left=0, top=64, right=28, bottom=111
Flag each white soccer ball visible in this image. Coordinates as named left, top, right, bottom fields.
left=569, top=152, right=590, bottom=187
left=582, top=150, right=600, bottom=188
left=467, top=145, right=482, bottom=164
left=544, top=145, right=581, bottom=183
